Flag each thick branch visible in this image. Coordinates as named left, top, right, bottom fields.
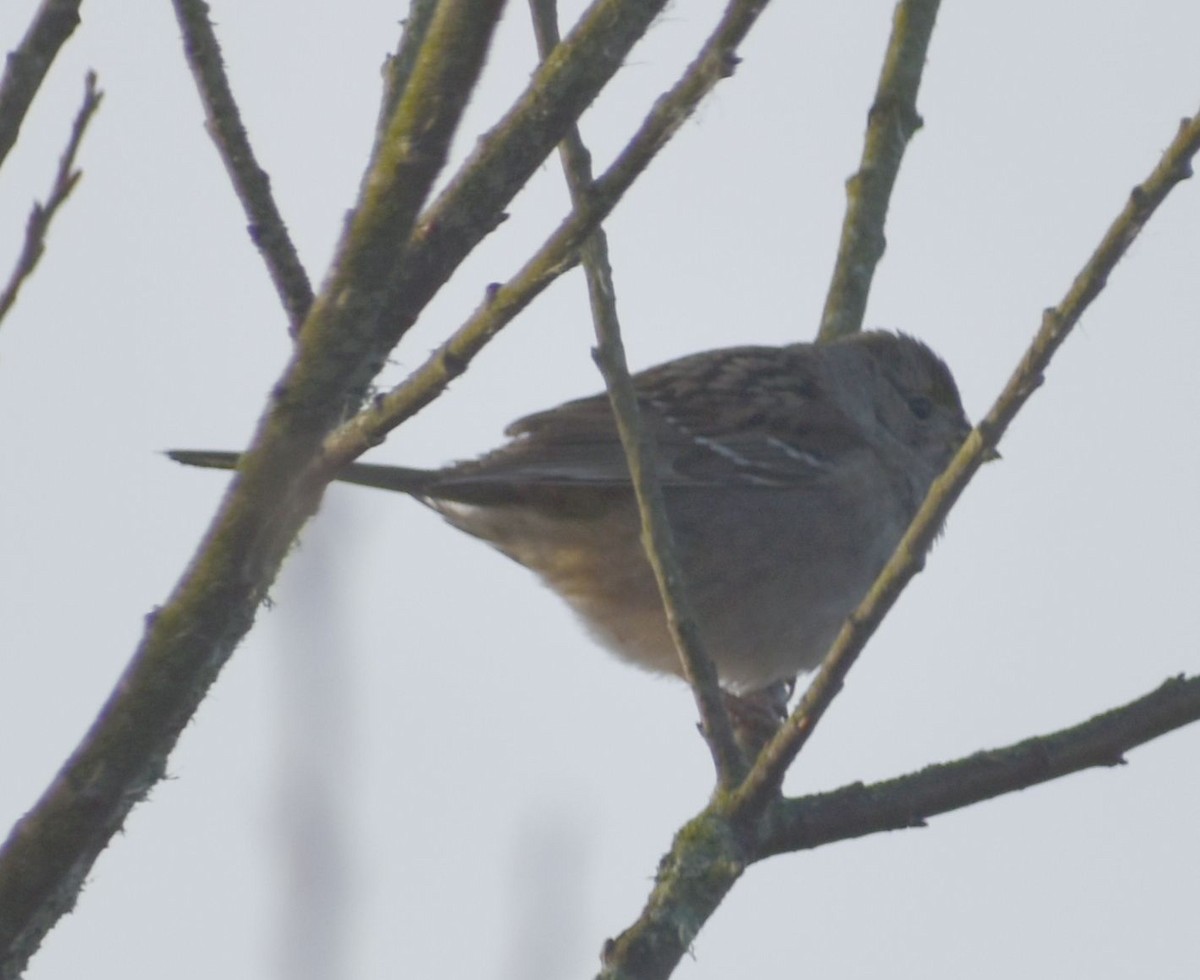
left=0, top=2, right=708, bottom=971
left=321, top=0, right=772, bottom=469
left=0, top=5, right=506, bottom=974
left=359, top=0, right=675, bottom=378
left=0, top=71, right=100, bottom=330
left=817, top=0, right=941, bottom=342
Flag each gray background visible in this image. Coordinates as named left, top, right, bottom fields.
left=1, top=2, right=1198, bottom=977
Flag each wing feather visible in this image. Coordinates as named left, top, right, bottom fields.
left=424, top=345, right=868, bottom=503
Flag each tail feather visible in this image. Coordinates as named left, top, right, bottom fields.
left=166, top=449, right=241, bottom=471
left=167, top=450, right=435, bottom=495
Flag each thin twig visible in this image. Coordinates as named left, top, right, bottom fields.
left=0, top=0, right=82, bottom=171
left=172, top=0, right=314, bottom=333
left=321, top=0, right=774, bottom=471
left=529, top=0, right=745, bottom=786
left=0, top=71, right=101, bottom=331
left=817, top=0, right=941, bottom=342
left=734, top=107, right=1200, bottom=814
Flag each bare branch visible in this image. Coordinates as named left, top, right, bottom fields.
left=322, top=0, right=774, bottom=468
left=592, top=92, right=1200, bottom=980
left=366, top=0, right=678, bottom=370
left=762, top=674, right=1200, bottom=856
left=0, top=1, right=709, bottom=968
left=735, top=107, right=1200, bottom=813
left=599, top=674, right=1200, bottom=980
left=598, top=807, right=747, bottom=980
left=529, top=0, right=746, bottom=787
left=0, top=71, right=100, bottom=331
left=371, top=0, right=439, bottom=157
left=252, top=0, right=679, bottom=459
left=0, top=0, right=82, bottom=171
left=817, top=0, right=941, bottom=342
left=171, top=0, right=314, bottom=333
left=0, top=4, right=507, bottom=972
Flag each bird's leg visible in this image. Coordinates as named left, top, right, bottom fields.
left=715, top=677, right=795, bottom=760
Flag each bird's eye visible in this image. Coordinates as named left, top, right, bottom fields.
left=907, top=395, right=934, bottom=420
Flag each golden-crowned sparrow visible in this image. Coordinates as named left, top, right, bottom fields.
left=172, top=330, right=970, bottom=694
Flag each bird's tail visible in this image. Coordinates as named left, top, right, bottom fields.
left=167, top=450, right=436, bottom=494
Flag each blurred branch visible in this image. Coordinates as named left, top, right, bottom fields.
left=322, top=0, right=773, bottom=468
left=600, top=673, right=1200, bottom=979
left=172, top=0, right=314, bottom=333
left=275, top=516, right=354, bottom=980
left=0, top=0, right=82, bottom=171
left=817, top=0, right=941, bottom=342
left=0, top=71, right=100, bottom=331
left=736, top=105, right=1200, bottom=812
left=529, top=0, right=745, bottom=787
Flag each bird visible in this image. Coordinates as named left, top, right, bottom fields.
left=171, top=330, right=972, bottom=697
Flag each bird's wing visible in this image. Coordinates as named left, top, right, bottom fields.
left=430, top=346, right=869, bottom=498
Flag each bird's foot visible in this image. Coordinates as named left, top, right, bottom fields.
left=720, top=678, right=795, bottom=760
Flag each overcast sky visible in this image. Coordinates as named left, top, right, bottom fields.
left=2, top=2, right=1199, bottom=979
